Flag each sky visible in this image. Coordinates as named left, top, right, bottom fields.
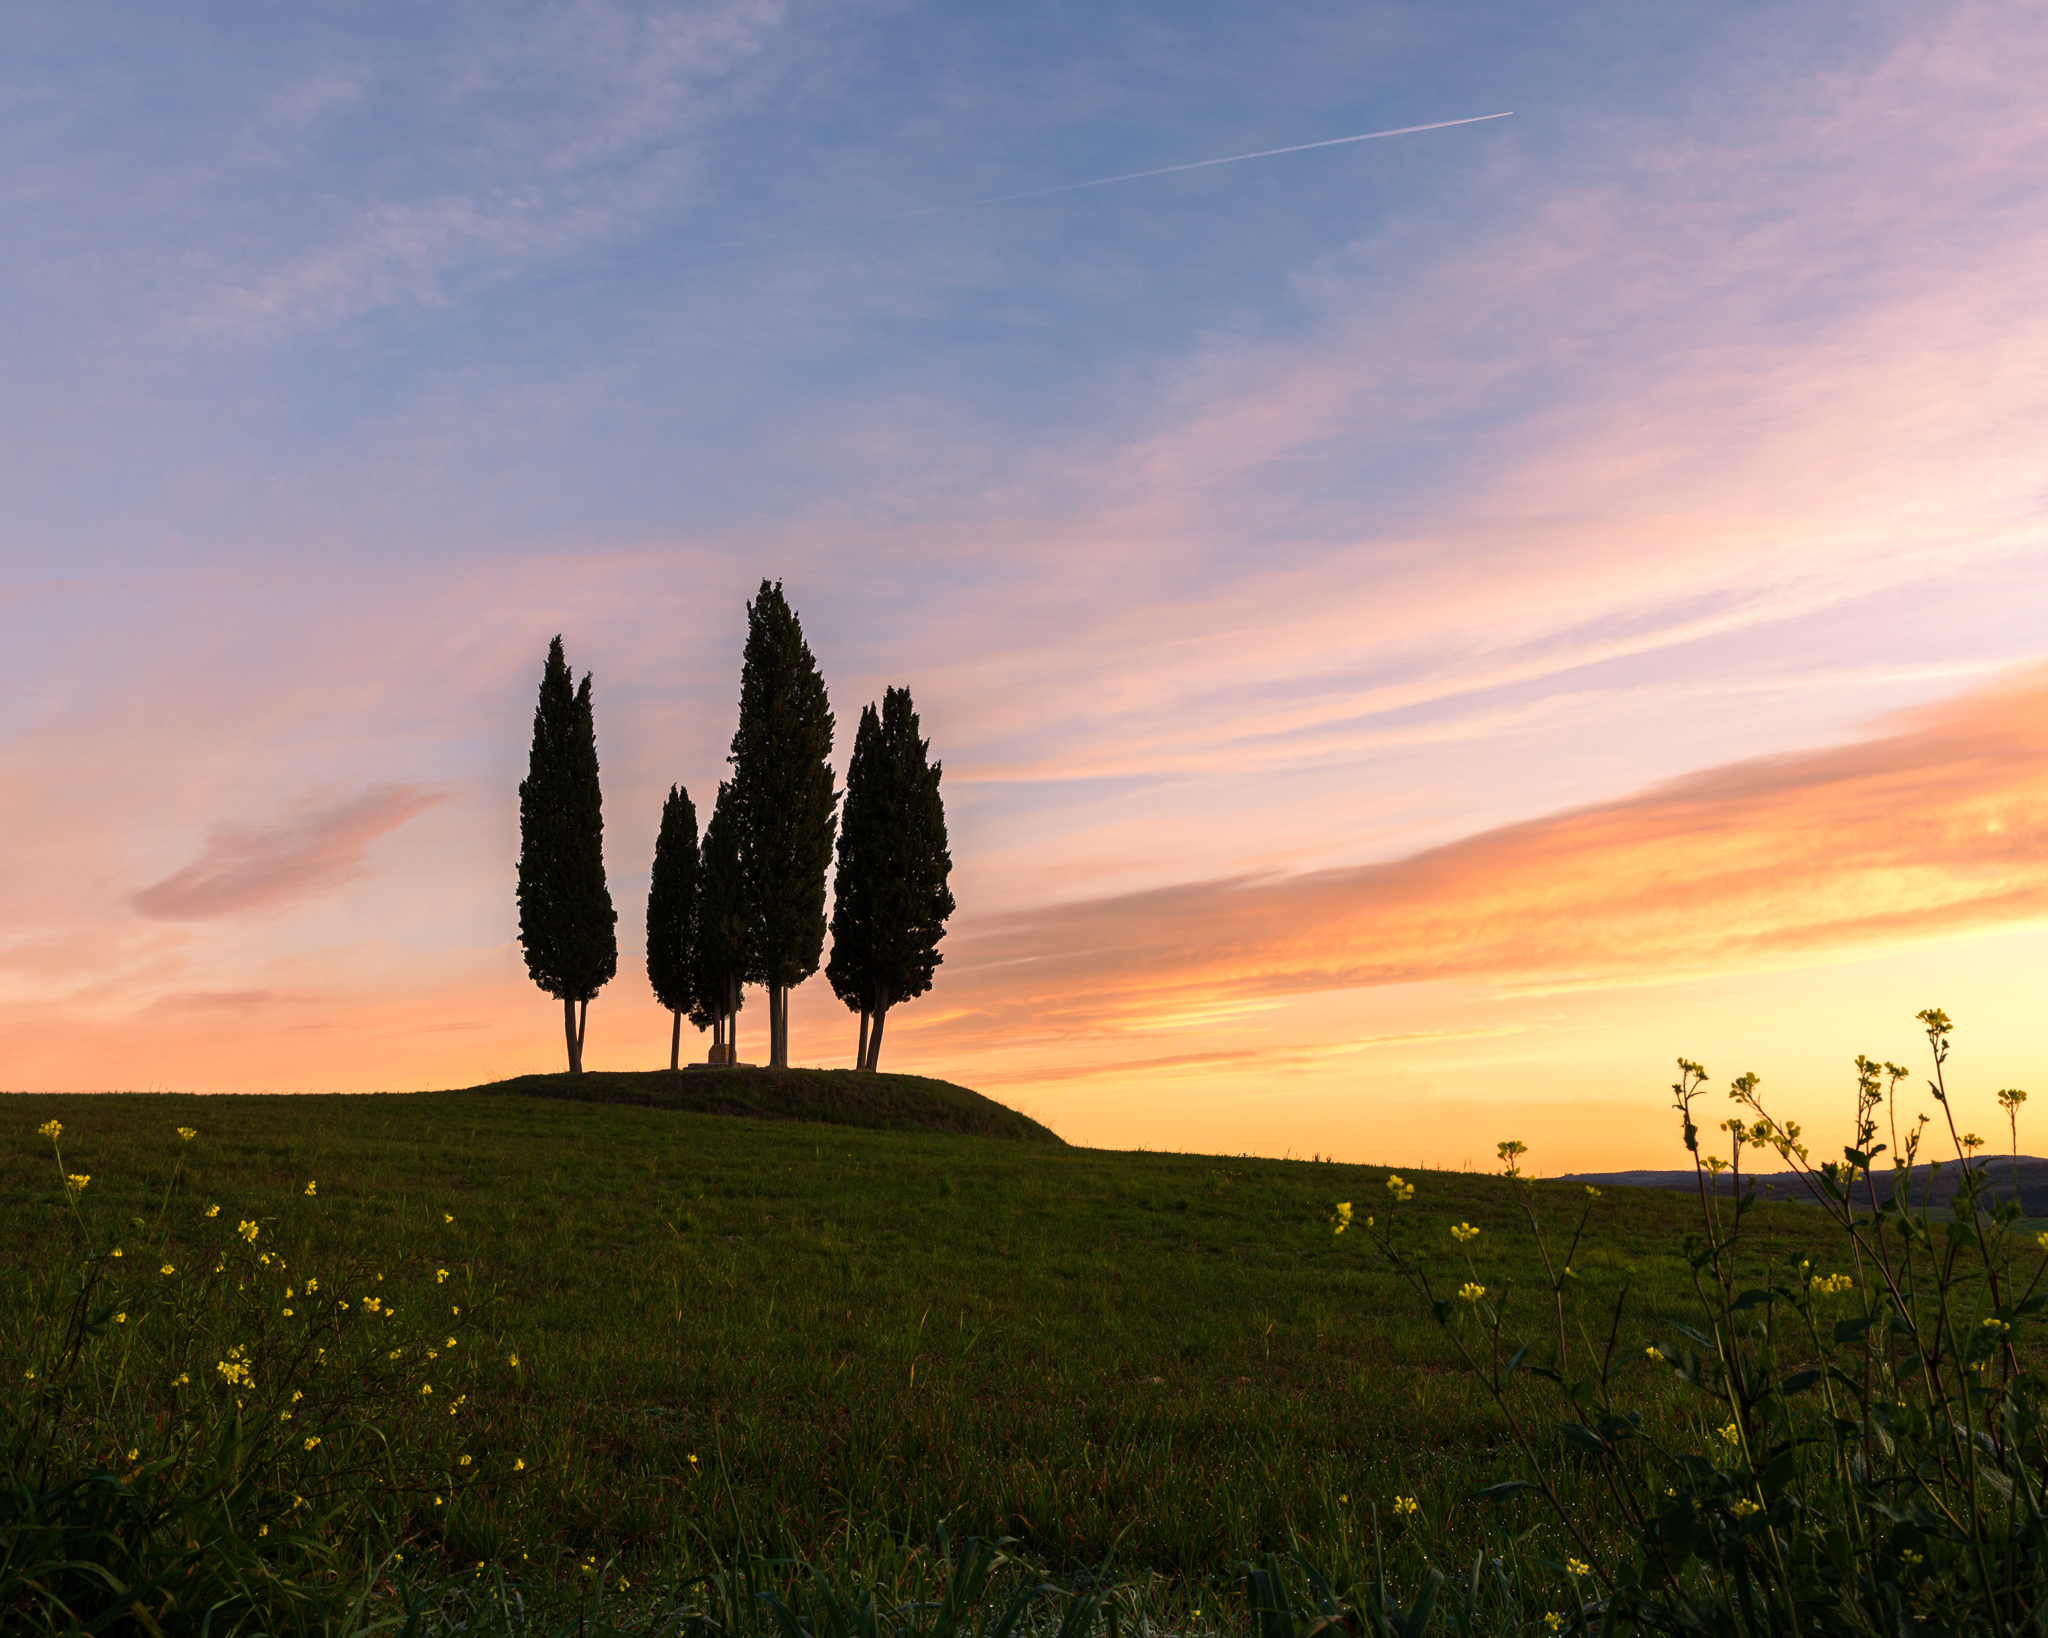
left=3, top=0, right=2045, bottom=1171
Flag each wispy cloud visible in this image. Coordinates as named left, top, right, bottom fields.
left=185, top=0, right=790, bottom=338
left=925, top=669, right=2048, bottom=1042
left=132, top=785, right=449, bottom=921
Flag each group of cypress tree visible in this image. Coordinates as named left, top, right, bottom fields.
left=516, top=581, right=953, bottom=1074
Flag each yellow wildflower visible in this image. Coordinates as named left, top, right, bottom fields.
left=176, top=1127, right=196, bottom=1141
left=1384, top=1173, right=1416, bottom=1203
left=205, top=1204, right=219, bottom=1218
left=1719, top=1423, right=1741, bottom=1446
left=1392, top=1495, right=1419, bottom=1516
left=161, top=1264, right=175, bottom=1275
left=65, top=1174, right=90, bottom=1194
left=436, top=1268, right=449, bottom=1283
left=509, top=1354, right=519, bottom=1367
left=38, top=1120, right=62, bottom=1140
left=1584, top=1185, right=1601, bottom=1198
left=237, top=1220, right=259, bottom=1243
left=304, top=1181, right=317, bottom=1196
left=1566, top=1558, right=1590, bottom=1578
left=514, top=1458, right=526, bottom=1471
left=1331, top=1201, right=1353, bottom=1234
left=444, top=1213, right=454, bottom=1224
left=1451, top=1222, right=1479, bottom=1243
left=1730, top=1498, right=1761, bottom=1517
left=459, top=1453, right=472, bottom=1466
left=114, top=1313, right=127, bottom=1324
left=1457, top=1282, right=1486, bottom=1303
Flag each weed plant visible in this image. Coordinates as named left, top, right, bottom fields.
left=1335, top=1009, right=2048, bottom=1634
left=3, top=1123, right=502, bottom=1631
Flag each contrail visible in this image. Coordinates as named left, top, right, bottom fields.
left=541, top=112, right=1513, bottom=278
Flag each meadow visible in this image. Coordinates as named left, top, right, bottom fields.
left=0, top=1079, right=1841, bottom=1593
left=18, top=1052, right=2047, bottom=1636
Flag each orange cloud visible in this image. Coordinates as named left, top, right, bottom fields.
left=930, top=670, right=2048, bottom=1041
left=131, top=785, right=449, bottom=921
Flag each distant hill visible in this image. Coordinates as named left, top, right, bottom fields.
left=1567, top=1155, right=2048, bottom=1215
left=446, top=1066, right=1063, bottom=1144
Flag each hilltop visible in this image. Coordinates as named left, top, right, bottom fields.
left=444, top=1065, right=1063, bottom=1144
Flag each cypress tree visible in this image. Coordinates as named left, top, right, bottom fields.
left=691, top=780, right=750, bottom=1063
left=827, top=685, right=953, bottom=1071
left=516, top=636, right=617, bottom=1073
left=728, top=580, right=837, bottom=1070
left=645, top=784, right=700, bottom=1072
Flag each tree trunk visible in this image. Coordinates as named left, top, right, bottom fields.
left=768, top=983, right=786, bottom=1068
left=578, top=998, right=590, bottom=1066
left=563, top=995, right=581, bottom=1074
left=669, top=1009, right=681, bottom=1072
left=863, top=982, right=893, bottom=1071
left=729, top=977, right=740, bottom=1065
left=857, top=1009, right=869, bottom=1072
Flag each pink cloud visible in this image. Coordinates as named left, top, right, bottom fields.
left=920, top=668, right=2048, bottom=1043
left=131, top=784, right=449, bottom=921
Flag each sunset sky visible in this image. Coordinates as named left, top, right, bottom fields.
left=4, top=1, right=2045, bottom=1170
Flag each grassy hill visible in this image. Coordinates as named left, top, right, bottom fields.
left=449, top=1065, right=1062, bottom=1143
left=0, top=1086, right=1844, bottom=1582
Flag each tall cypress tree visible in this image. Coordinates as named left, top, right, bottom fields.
left=727, top=581, right=836, bottom=1069
left=645, top=784, right=700, bottom=1072
left=691, top=780, right=750, bottom=1063
left=516, top=636, right=617, bottom=1073
left=827, top=686, right=953, bottom=1071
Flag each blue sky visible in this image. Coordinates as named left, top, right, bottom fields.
left=4, top=1, right=2045, bottom=1167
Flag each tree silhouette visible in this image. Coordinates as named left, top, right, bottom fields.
left=728, top=582, right=837, bottom=1069
left=691, top=780, right=751, bottom=1063
left=827, top=686, right=953, bottom=1071
left=516, top=636, right=616, bottom=1073
left=645, top=784, right=700, bottom=1071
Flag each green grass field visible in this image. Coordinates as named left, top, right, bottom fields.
left=1, top=1072, right=1853, bottom=1595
